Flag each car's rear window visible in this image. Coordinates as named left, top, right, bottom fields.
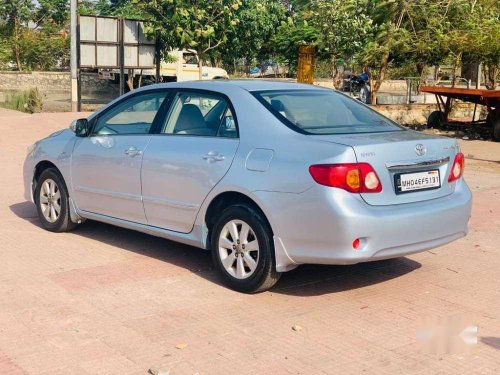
left=253, top=89, right=403, bottom=135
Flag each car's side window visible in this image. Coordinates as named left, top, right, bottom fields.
left=93, top=91, right=168, bottom=135
left=162, top=91, right=237, bottom=138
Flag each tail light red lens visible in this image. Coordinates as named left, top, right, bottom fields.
left=309, top=163, right=382, bottom=193
left=448, top=152, right=464, bottom=182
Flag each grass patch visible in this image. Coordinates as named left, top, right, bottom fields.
left=0, top=88, right=43, bottom=113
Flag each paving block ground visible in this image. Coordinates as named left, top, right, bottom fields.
left=0, top=108, right=499, bottom=374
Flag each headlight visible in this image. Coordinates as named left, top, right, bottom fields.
left=26, top=143, right=37, bottom=156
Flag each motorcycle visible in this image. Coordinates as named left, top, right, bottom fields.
left=343, top=73, right=371, bottom=104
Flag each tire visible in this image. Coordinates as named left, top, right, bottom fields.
left=492, top=118, right=500, bottom=142
left=34, top=168, right=77, bottom=232
left=427, top=110, right=445, bottom=129
left=211, top=204, right=281, bottom=293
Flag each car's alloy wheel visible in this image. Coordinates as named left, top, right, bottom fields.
left=211, top=204, right=281, bottom=293
left=39, top=178, right=61, bottom=223
left=218, top=219, right=260, bottom=279
left=35, top=168, right=77, bottom=232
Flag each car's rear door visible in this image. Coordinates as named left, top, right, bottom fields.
left=141, top=89, right=239, bottom=232
left=71, top=89, right=169, bottom=223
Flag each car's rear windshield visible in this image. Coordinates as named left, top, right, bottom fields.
left=253, top=89, right=403, bottom=135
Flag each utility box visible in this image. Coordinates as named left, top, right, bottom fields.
left=297, top=45, right=315, bottom=84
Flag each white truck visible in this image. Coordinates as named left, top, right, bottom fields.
left=99, top=49, right=229, bottom=83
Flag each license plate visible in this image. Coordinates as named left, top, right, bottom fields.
left=395, top=170, right=441, bottom=194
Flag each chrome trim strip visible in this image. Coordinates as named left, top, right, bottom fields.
left=386, top=157, right=450, bottom=171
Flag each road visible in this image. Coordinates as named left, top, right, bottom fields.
left=0, top=108, right=499, bottom=374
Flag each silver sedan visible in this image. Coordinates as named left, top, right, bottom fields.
left=23, top=81, right=472, bottom=292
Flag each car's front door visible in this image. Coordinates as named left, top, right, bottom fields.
left=71, top=90, right=169, bottom=223
left=141, top=90, right=239, bottom=232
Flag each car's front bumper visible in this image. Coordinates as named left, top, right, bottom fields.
left=255, top=180, right=472, bottom=272
left=23, top=155, right=35, bottom=203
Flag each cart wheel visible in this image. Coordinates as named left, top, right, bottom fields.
left=427, top=111, right=445, bottom=129
left=492, top=118, right=500, bottom=142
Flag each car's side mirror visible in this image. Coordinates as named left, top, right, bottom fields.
left=70, top=118, right=89, bottom=136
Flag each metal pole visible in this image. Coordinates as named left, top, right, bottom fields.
left=70, top=0, right=79, bottom=111
left=119, top=18, right=125, bottom=96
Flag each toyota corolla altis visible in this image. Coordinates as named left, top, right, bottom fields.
left=24, top=81, right=472, bottom=292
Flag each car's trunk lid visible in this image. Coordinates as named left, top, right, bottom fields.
left=313, top=130, right=459, bottom=206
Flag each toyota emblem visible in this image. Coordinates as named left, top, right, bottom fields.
left=415, top=144, right=426, bottom=156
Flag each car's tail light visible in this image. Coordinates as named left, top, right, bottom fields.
left=448, top=152, right=464, bottom=182
left=309, top=163, right=382, bottom=193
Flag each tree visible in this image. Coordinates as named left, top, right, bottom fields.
left=141, top=0, right=242, bottom=80
left=0, top=0, right=69, bottom=71
left=0, top=0, right=34, bottom=70
left=219, top=0, right=287, bottom=75
left=272, top=16, right=318, bottom=75
left=457, top=0, right=499, bottom=89
left=356, top=0, right=415, bottom=103
left=311, top=0, right=373, bottom=87
left=402, top=0, right=450, bottom=83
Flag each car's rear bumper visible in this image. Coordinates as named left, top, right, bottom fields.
left=255, top=179, right=472, bottom=271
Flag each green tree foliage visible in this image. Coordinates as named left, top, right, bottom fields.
left=311, top=0, right=373, bottom=86
left=272, top=17, right=318, bottom=74
left=139, top=0, right=243, bottom=80
left=0, top=0, right=34, bottom=70
left=443, top=0, right=499, bottom=87
left=0, top=0, right=497, bottom=89
left=0, top=0, right=69, bottom=71
left=219, top=0, right=287, bottom=74
left=355, top=0, right=415, bottom=102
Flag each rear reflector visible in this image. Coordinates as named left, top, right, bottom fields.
left=448, top=152, right=464, bottom=182
left=309, top=163, right=382, bottom=193
left=352, top=238, right=360, bottom=250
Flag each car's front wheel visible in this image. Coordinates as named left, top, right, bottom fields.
left=34, top=168, right=77, bottom=232
left=211, top=204, right=281, bottom=293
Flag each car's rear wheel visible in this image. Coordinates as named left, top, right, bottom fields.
left=35, top=168, right=76, bottom=232
left=211, top=204, right=281, bottom=293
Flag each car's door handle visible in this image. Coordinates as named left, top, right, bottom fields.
left=124, top=147, right=143, bottom=157
left=203, top=151, right=225, bottom=162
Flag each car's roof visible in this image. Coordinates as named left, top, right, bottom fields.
left=218, top=80, right=328, bottom=92
left=143, top=80, right=331, bottom=93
